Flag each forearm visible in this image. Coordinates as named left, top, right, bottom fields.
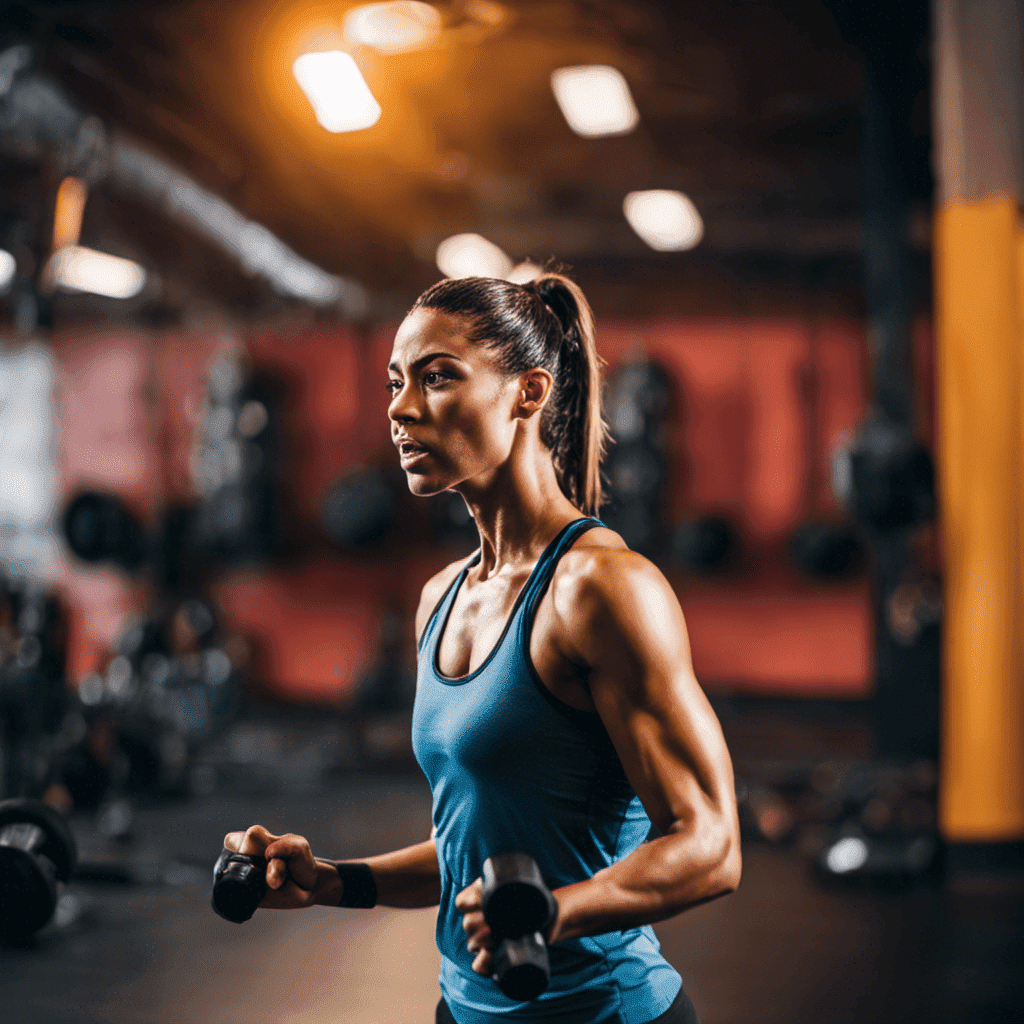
left=548, top=824, right=740, bottom=943
left=313, top=838, right=441, bottom=909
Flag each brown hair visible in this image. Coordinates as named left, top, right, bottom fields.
left=411, top=269, right=609, bottom=516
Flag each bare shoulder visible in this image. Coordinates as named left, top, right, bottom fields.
left=550, top=527, right=691, bottom=669
left=555, top=525, right=665, bottom=598
left=414, top=553, right=476, bottom=646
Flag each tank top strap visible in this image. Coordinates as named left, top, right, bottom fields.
left=418, top=555, right=479, bottom=655
left=518, top=516, right=605, bottom=629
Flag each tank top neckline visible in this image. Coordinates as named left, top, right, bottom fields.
left=431, top=517, right=596, bottom=685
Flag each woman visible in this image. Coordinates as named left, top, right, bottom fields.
left=225, top=272, right=741, bottom=1024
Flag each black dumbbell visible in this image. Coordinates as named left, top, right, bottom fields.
left=211, top=848, right=268, bottom=923
left=0, top=798, right=78, bottom=942
left=481, top=852, right=557, bottom=1002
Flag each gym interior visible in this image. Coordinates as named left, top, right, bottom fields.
left=1, top=1, right=1022, bottom=1021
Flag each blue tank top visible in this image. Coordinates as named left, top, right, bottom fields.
left=412, top=517, right=683, bottom=1024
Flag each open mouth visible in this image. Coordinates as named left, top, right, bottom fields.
left=398, top=442, right=430, bottom=460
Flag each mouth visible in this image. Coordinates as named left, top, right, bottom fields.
left=397, top=440, right=431, bottom=463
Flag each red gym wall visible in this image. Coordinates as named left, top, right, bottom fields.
left=47, top=317, right=938, bottom=704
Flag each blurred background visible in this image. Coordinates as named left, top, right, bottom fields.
left=0, top=0, right=1021, bottom=1021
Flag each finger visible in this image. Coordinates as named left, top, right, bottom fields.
left=263, top=835, right=310, bottom=864
left=266, top=857, right=289, bottom=889
left=472, top=949, right=494, bottom=977
left=260, top=877, right=315, bottom=910
left=223, top=831, right=244, bottom=853
left=461, top=909, right=486, bottom=934
left=239, top=824, right=278, bottom=856
left=466, top=924, right=493, bottom=953
left=454, top=879, right=483, bottom=911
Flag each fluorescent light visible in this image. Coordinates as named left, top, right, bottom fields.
left=623, top=190, right=703, bottom=251
left=343, top=2, right=441, bottom=54
left=293, top=51, right=382, bottom=133
left=507, top=260, right=541, bottom=284
left=436, top=233, right=512, bottom=279
left=51, top=246, right=146, bottom=299
left=550, top=65, right=639, bottom=137
left=0, top=248, right=15, bottom=292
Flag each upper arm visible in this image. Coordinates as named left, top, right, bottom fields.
left=564, top=552, right=739, bottom=845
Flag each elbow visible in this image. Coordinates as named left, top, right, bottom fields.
left=706, top=816, right=742, bottom=899
left=718, top=837, right=742, bottom=895
left=718, top=808, right=743, bottom=894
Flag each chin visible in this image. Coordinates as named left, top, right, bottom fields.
left=405, top=473, right=448, bottom=497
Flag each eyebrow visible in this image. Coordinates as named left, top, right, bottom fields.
left=387, top=351, right=463, bottom=374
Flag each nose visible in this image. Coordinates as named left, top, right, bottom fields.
left=388, top=381, right=421, bottom=424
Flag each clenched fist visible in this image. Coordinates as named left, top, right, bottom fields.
left=223, top=824, right=331, bottom=910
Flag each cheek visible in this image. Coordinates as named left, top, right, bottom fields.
left=437, top=390, right=514, bottom=461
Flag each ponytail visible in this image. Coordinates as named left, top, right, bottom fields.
left=412, top=268, right=610, bottom=516
left=525, top=274, right=609, bottom=517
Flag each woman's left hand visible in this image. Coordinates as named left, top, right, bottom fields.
left=455, top=878, right=496, bottom=976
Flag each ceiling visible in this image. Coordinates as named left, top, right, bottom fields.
left=0, top=0, right=932, bottom=321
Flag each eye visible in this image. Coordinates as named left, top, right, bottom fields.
left=423, top=371, right=447, bottom=386
left=385, top=379, right=401, bottom=394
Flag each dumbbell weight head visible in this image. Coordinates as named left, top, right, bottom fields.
left=491, top=931, right=551, bottom=1002
left=481, top=852, right=556, bottom=938
left=481, top=853, right=556, bottom=1002
left=211, top=848, right=267, bottom=923
left=0, top=798, right=77, bottom=941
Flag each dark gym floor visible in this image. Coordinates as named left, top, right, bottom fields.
left=2, top=703, right=1023, bottom=1024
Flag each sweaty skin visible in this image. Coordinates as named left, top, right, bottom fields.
left=227, top=306, right=741, bottom=980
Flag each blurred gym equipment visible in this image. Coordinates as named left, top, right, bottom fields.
left=68, top=599, right=242, bottom=798
left=0, top=797, right=77, bottom=942
left=61, top=491, right=148, bottom=572
left=789, top=521, right=864, bottom=580
left=601, top=359, right=674, bottom=560
left=191, top=350, right=289, bottom=564
left=321, top=466, right=397, bottom=551
left=672, top=515, right=741, bottom=573
left=736, top=757, right=939, bottom=882
left=0, top=586, right=71, bottom=799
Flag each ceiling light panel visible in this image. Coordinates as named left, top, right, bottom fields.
left=623, top=190, right=704, bottom=251
left=436, top=233, right=512, bottom=279
left=550, top=65, right=639, bottom=137
left=51, top=246, right=147, bottom=299
left=293, top=50, right=382, bottom=133
left=0, top=249, right=15, bottom=292
left=343, top=2, right=441, bottom=54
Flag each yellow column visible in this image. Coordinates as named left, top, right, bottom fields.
left=935, top=201, right=1024, bottom=839
left=934, top=0, right=1024, bottom=841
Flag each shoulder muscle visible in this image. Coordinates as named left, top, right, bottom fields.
left=553, top=547, right=693, bottom=687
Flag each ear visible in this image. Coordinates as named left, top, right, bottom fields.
left=514, top=368, right=554, bottom=420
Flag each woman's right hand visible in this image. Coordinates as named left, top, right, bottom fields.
left=223, top=825, right=323, bottom=910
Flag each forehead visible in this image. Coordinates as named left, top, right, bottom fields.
left=390, top=308, right=475, bottom=362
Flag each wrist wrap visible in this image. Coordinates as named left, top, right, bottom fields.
left=334, top=862, right=377, bottom=908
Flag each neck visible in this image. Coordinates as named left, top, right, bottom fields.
left=454, top=447, right=583, bottom=580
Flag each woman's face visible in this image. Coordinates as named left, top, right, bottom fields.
left=387, top=307, right=521, bottom=496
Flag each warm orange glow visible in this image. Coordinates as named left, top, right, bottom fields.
left=53, top=176, right=88, bottom=252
